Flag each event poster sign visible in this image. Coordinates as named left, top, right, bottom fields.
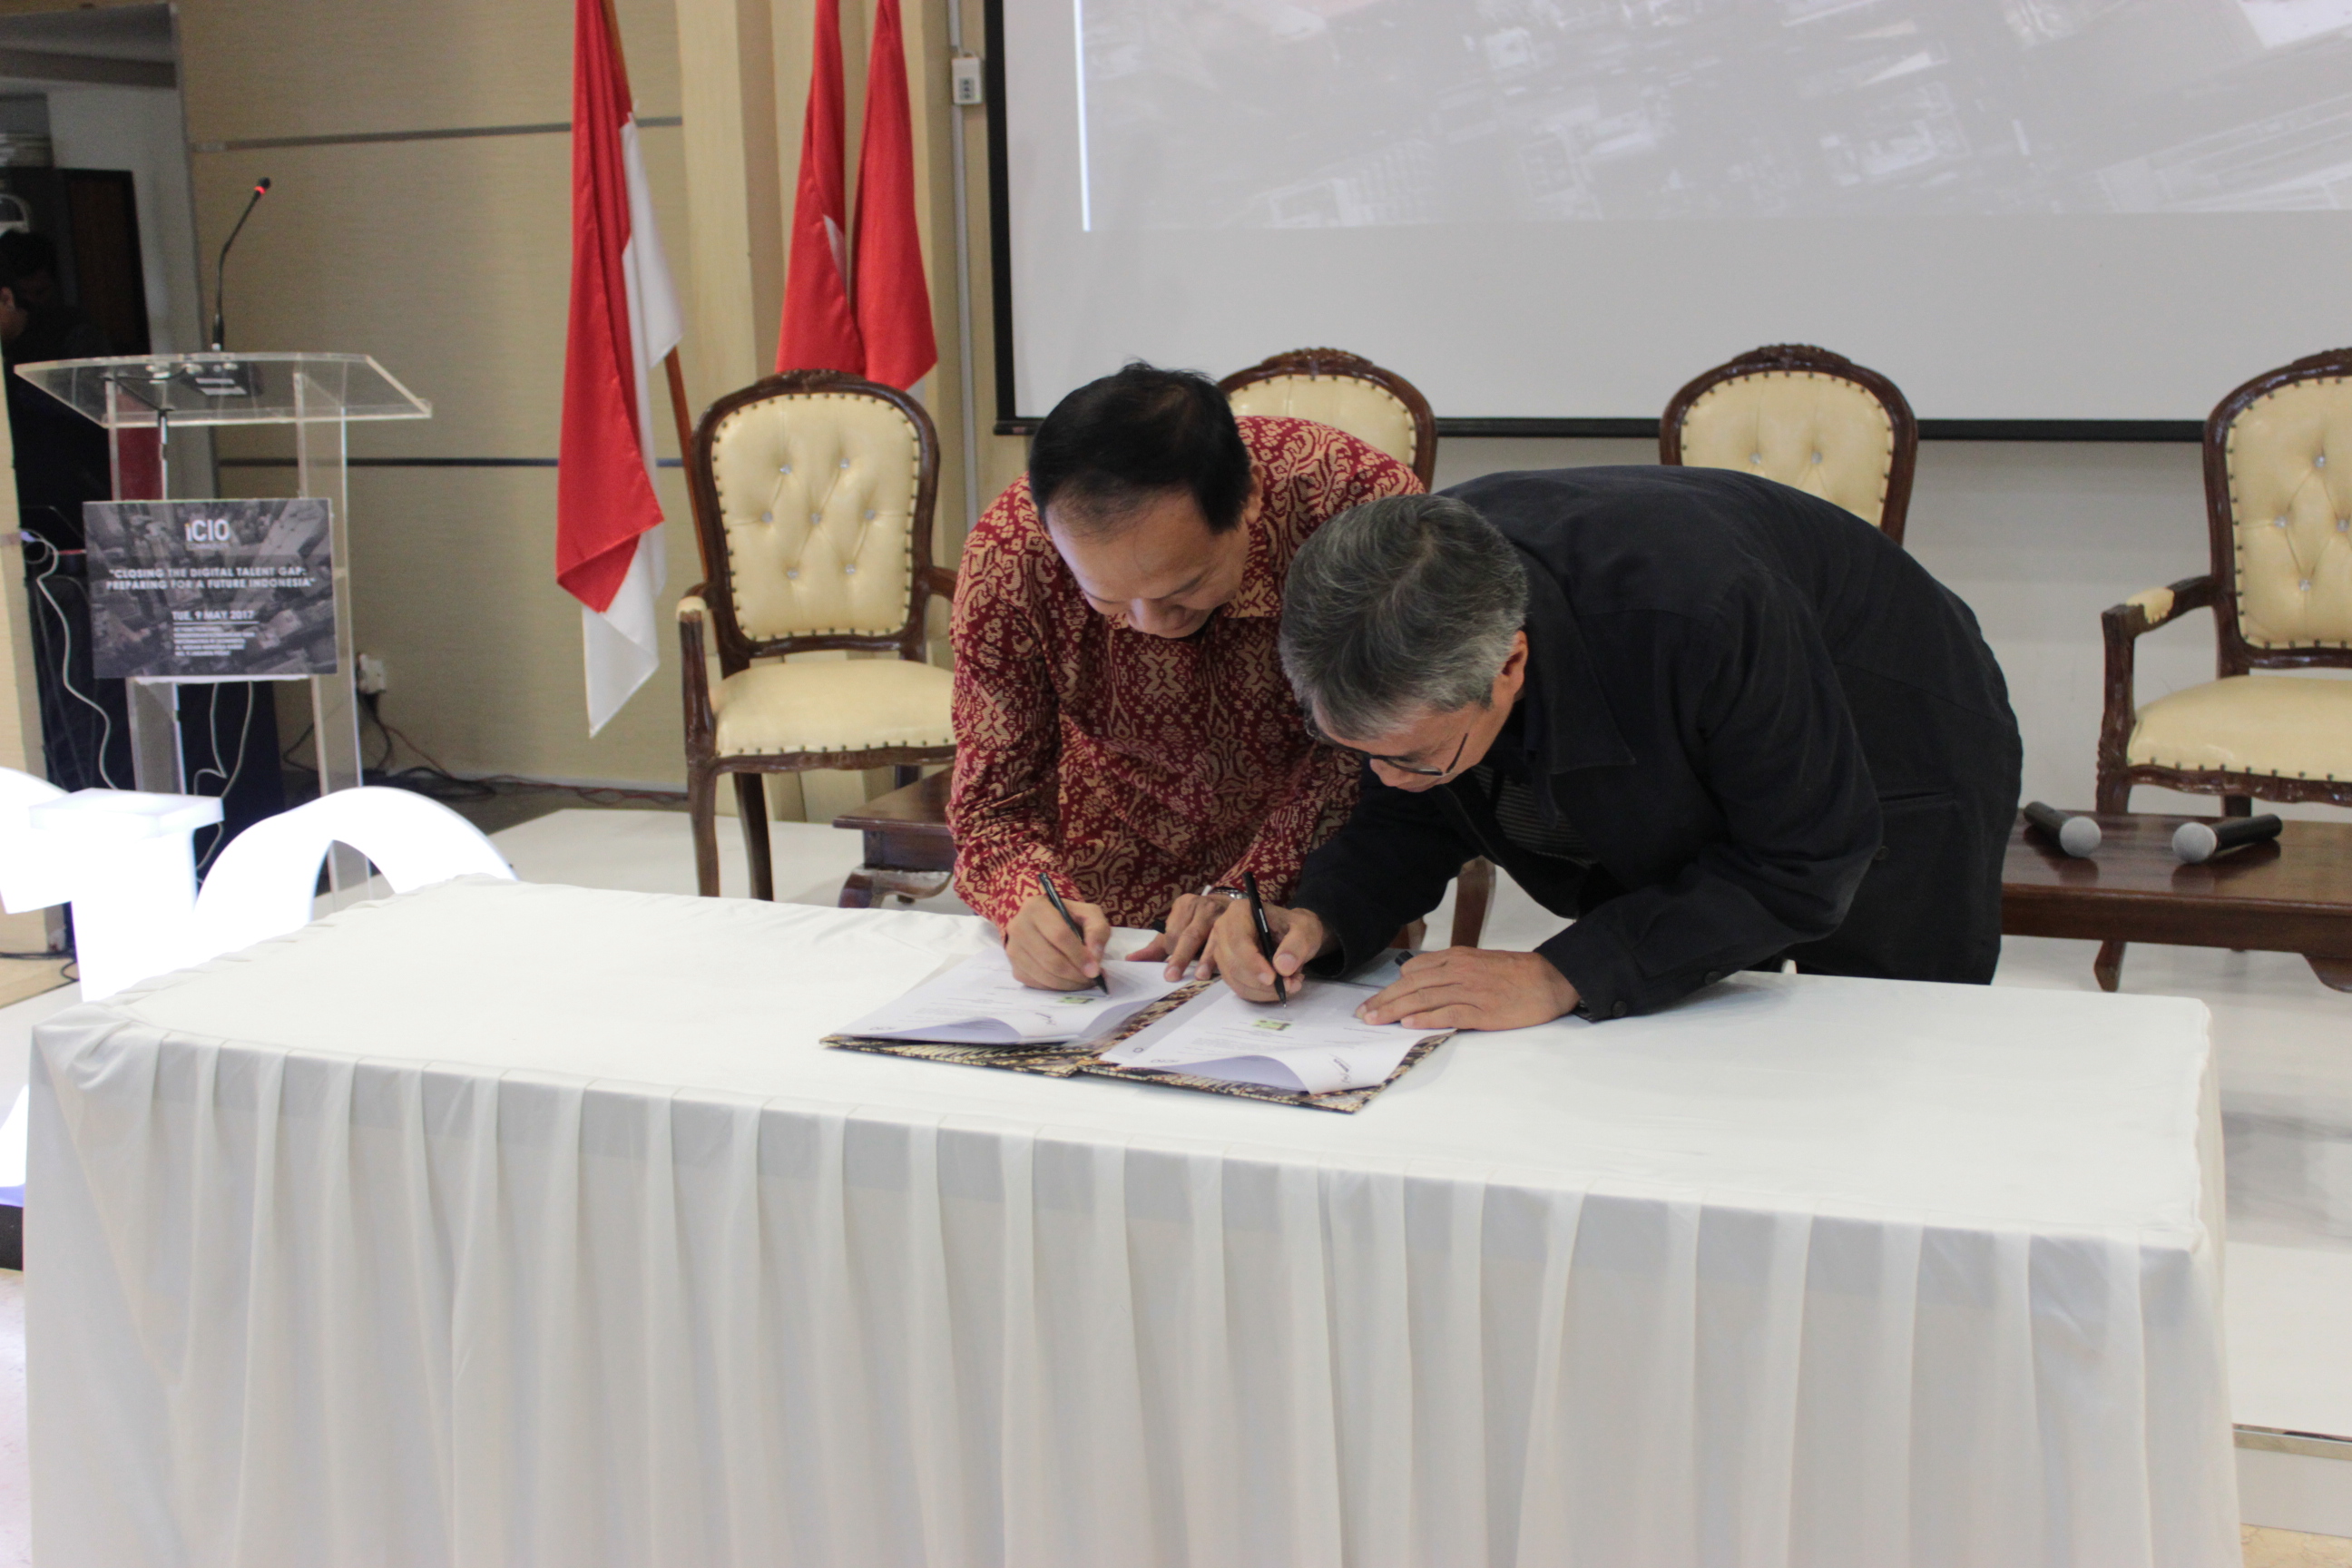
left=86, top=498, right=337, bottom=680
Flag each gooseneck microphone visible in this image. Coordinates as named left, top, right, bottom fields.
left=2172, top=814, right=2283, bottom=865
left=2023, top=800, right=2101, bottom=858
left=209, top=177, right=271, bottom=352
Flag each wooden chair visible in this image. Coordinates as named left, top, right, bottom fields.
left=680, top=370, right=956, bottom=899
left=1222, top=347, right=1492, bottom=948
left=1220, top=347, right=1438, bottom=487
left=2091, top=349, right=2352, bottom=989
left=1661, top=344, right=1918, bottom=544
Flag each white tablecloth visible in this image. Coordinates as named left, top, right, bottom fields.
left=29, top=878, right=2235, bottom=1567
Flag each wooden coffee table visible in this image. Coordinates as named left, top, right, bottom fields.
left=831, top=770, right=955, bottom=908
left=2001, top=811, right=2352, bottom=993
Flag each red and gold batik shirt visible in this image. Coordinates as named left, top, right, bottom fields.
left=949, top=416, right=1420, bottom=929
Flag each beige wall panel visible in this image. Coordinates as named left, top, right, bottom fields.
left=179, top=0, right=681, bottom=144
left=334, top=465, right=704, bottom=788
left=192, top=124, right=695, bottom=464
left=675, top=0, right=782, bottom=398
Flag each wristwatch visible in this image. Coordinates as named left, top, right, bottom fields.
left=1200, top=884, right=1248, bottom=903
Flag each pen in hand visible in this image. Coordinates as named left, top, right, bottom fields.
left=1038, top=872, right=1111, bottom=994
left=1243, top=871, right=1288, bottom=1005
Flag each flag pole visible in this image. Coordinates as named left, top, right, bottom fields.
left=597, top=0, right=714, bottom=580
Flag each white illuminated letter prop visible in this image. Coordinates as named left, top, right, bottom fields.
left=24, top=789, right=221, bottom=1003
left=0, top=774, right=515, bottom=1199
left=190, top=786, right=514, bottom=960
left=0, top=769, right=514, bottom=1002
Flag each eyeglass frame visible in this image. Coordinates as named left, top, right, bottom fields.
left=1304, top=718, right=1470, bottom=779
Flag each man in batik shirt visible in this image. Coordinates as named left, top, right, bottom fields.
left=950, top=363, right=1420, bottom=990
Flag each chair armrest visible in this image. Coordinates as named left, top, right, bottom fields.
left=921, top=565, right=956, bottom=602
left=2102, top=573, right=2215, bottom=639
left=2097, top=573, right=2214, bottom=780
left=678, top=585, right=714, bottom=754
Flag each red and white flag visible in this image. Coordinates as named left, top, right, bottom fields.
left=853, top=0, right=936, bottom=389
left=558, top=0, right=683, bottom=734
left=777, top=0, right=863, bottom=373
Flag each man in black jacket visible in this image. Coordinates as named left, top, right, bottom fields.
left=1203, top=469, right=2021, bottom=1029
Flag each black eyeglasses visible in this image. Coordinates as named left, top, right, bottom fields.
left=1307, top=721, right=1469, bottom=779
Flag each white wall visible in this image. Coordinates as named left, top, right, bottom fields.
left=43, top=83, right=202, bottom=356
left=1431, top=437, right=2343, bottom=818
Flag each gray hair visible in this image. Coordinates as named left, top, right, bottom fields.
left=1279, top=494, right=1529, bottom=740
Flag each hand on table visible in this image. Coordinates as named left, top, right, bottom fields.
left=1003, top=891, right=1111, bottom=991
left=1357, top=948, right=1581, bottom=1031
left=1132, top=891, right=1240, bottom=980
left=1205, top=901, right=1334, bottom=1003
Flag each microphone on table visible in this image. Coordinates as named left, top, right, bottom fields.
left=2171, top=814, right=2283, bottom=865
left=208, top=176, right=271, bottom=352
left=2023, top=800, right=2101, bottom=858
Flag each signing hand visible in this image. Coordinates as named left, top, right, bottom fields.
left=1206, top=900, right=1334, bottom=1003
left=1131, top=890, right=1239, bottom=980
left=1003, top=891, right=1112, bottom=991
left=1357, top=948, right=1580, bottom=1031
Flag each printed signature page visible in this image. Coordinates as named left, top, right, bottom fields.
left=839, top=948, right=1191, bottom=1048
left=1100, top=979, right=1422, bottom=1094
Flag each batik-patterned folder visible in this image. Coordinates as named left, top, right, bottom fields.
left=823, top=982, right=1453, bottom=1114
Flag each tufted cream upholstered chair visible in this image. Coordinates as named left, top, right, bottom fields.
left=680, top=371, right=956, bottom=899
left=1661, top=344, right=1918, bottom=544
left=1220, top=347, right=1438, bottom=487
left=1219, top=348, right=1494, bottom=948
left=2097, top=348, right=2352, bottom=820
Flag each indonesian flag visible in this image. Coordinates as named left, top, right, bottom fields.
left=854, top=0, right=937, bottom=389
left=777, top=0, right=863, bottom=373
left=558, top=0, right=683, bottom=734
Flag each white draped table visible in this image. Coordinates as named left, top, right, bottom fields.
left=29, top=878, right=2235, bottom=1567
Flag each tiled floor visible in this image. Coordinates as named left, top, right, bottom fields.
left=0, top=804, right=2345, bottom=1559
left=2248, top=1524, right=2352, bottom=1566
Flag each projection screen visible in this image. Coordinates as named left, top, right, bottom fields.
left=992, top=0, right=2352, bottom=428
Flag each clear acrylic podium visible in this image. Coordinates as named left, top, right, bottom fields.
left=14, top=352, right=432, bottom=897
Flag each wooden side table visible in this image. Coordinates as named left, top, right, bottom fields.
left=831, top=770, right=955, bottom=908
left=2000, top=811, right=2352, bottom=994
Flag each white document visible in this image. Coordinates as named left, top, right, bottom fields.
left=1100, top=975, right=1430, bottom=1095
left=838, top=949, right=1191, bottom=1048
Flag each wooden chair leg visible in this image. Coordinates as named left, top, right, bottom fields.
left=840, top=867, right=952, bottom=908
left=1449, top=857, right=1496, bottom=950
left=688, top=765, right=721, bottom=897
left=2308, top=955, right=2352, bottom=993
left=893, top=764, right=922, bottom=789
left=733, top=774, right=775, bottom=901
left=2093, top=769, right=2130, bottom=815
left=2094, top=940, right=2126, bottom=993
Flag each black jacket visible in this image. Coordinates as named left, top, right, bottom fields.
left=1291, top=466, right=2022, bottom=1019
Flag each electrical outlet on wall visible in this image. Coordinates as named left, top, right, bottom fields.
left=356, top=653, right=388, bottom=695
left=950, top=54, right=985, bottom=106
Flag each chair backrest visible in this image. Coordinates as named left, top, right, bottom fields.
left=2205, top=348, right=2352, bottom=673
left=687, top=370, right=942, bottom=669
left=1661, top=344, right=1917, bottom=544
left=1220, top=348, right=1437, bottom=487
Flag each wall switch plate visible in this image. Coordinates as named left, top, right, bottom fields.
left=950, top=54, right=985, bottom=106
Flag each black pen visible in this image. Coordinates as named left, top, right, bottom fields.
left=1038, top=872, right=1110, bottom=994
left=1242, top=871, right=1288, bottom=1005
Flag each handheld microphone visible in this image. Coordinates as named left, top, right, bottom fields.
left=208, top=177, right=271, bottom=352
left=2023, top=800, right=2101, bottom=858
left=2172, top=814, right=2283, bottom=865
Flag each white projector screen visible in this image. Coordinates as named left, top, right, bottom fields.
left=994, top=0, right=2352, bottom=427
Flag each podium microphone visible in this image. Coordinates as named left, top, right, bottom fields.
left=2172, top=813, right=2283, bottom=865
left=2023, top=800, right=2101, bottom=858
left=208, top=177, right=271, bottom=352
